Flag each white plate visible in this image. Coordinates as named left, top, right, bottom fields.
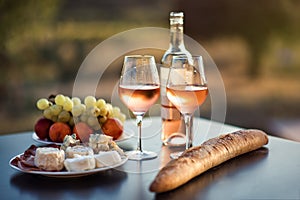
left=32, top=128, right=134, bottom=145
left=9, top=154, right=128, bottom=178
left=32, top=133, right=61, bottom=145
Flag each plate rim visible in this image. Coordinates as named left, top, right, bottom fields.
left=9, top=153, right=128, bottom=178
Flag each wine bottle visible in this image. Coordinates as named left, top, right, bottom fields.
left=160, top=11, right=193, bottom=146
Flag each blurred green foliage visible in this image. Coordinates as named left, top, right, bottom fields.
left=0, top=0, right=299, bottom=135
left=0, top=0, right=60, bottom=47
left=179, top=0, right=300, bottom=77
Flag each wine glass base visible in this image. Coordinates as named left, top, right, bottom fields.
left=126, top=150, right=157, bottom=161
left=163, top=133, right=186, bottom=146
left=170, top=151, right=183, bottom=159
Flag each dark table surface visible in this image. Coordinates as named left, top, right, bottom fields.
left=1, top=117, right=300, bottom=200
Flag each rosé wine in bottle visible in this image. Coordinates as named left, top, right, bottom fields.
left=160, top=12, right=193, bottom=146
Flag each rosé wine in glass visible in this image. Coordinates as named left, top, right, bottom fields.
left=118, top=55, right=160, bottom=161
left=119, top=84, right=160, bottom=116
left=166, top=55, right=208, bottom=159
left=166, top=85, right=208, bottom=115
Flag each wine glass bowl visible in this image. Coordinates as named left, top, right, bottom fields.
left=118, top=85, right=160, bottom=116
left=118, top=55, right=160, bottom=160
left=166, top=55, right=208, bottom=158
left=166, top=85, right=208, bottom=114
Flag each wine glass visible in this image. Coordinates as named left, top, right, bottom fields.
left=118, top=55, right=160, bottom=160
left=166, top=55, right=208, bottom=159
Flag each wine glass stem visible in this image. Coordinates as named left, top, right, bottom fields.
left=136, top=115, right=143, bottom=152
left=184, top=114, right=193, bottom=149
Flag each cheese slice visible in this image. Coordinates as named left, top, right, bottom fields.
left=94, top=151, right=122, bottom=168
left=65, top=145, right=94, bottom=158
left=34, top=147, right=65, bottom=171
left=64, top=155, right=95, bottom=171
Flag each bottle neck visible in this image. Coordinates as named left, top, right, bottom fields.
left=169, top=23, right=185, bottom=52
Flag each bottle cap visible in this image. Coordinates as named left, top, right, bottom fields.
left=170, top=12, right=184, bottom=17
left=170, top=11, right=184, bottom=25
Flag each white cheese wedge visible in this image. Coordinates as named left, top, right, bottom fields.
left=64, top=155, right=95, bottom=172
left=94, top=151, right=122, bottom=168
left=89, top=134, right=112, bottom=153
left=88, top=134, right=125, bottom=156
left=65, top=145, right=94, bottom=158
left=34, top=147, right=65, bottom=171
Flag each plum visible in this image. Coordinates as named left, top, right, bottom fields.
left=34, top=118, right=53, bottom=140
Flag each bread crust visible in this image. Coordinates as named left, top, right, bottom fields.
left=149, top=129, right=268, bottom=193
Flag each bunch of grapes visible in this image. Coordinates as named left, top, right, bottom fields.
left=36, top=94, right=126, bottom=131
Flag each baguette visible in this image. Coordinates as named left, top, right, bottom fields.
left=149, top=129, right=268, bottom=193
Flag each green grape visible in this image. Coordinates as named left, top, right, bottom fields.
left=119, top=113, right=126, bottom=123
left=72, top=105, right=83, bottom=117
left=106, top=103, right=113, bottom=110
left=108, top=112, right=114, bottom=118
left=95, top=99, right=106, bottom=109
left=113, top=106, right=121, bottom=113
left=84, top=96, right=96, bottom=108
left=112, top=107, right=121, bottom=117
left=99, top=107, right=108, bottom=116
left=43, top=108, right=53, bottom=120
left=50, top=104, right=63, bottom=116
left=80, top=113, right=88, bottom=122
left=90, top=107, right=101, bottom=117
left=63, top=97, right=73, bottom=111
left=36, top=98, right=51, bottom=110
left=81, top=104, right=86, bottom=112
left=55, top=94, right=66, bottom=106
left=87, top=116, right=99, bottom=127
left=106, top=103, right=114, bottom=117
left=51, top=115, right=58, bottom=122
left=58, top=110, right=71, bottom=123
left=72, top=97, right=81, bottom=106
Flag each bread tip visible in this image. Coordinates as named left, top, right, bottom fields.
left=149, top=180, right=165, bottom=193
left=149, top=182, right=156, bottom=193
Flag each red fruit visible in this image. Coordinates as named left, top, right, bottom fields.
left=101, top=118, right=123, bottom=140
left=73, top=122, right=94, bottom=143
left=49, top=122, right=71, bottom=143
left=34, top=118, right=53, bottom=140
